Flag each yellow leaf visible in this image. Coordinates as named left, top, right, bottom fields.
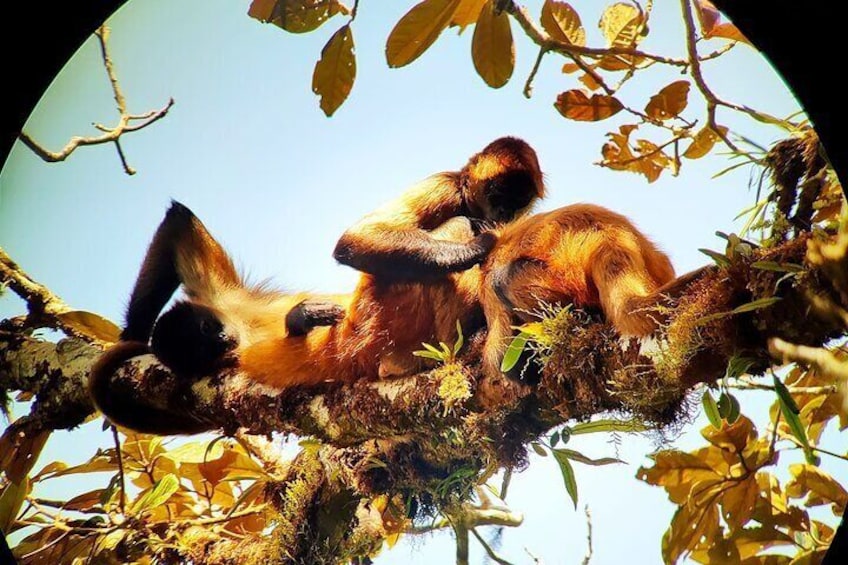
left=386, top=0, right=461, bottom=68
left=786, top=464, right=848, bottom=515
left=554, top=90, right=623, bottom=121
left=57, top=310, right=121, bottom=343
left=720, top=473, right=760, bottom=528
left=638, top=450, right=722, bottom=504
left=250, top=0, right=346, bottom=33
left=0, top=477, right=30, bottom=532
left=701, top=415, right=756, bottom=453
left=644, top=80, right=690, bottom=120
left=312, top=25, right=356, bottom=116
left=597, top=3, right=643, bottom=70
left=683, top=126, right=726, bottom=159
left=541, top=0, right=585, bottom=46
left=471, top=0, right=514, bottom=88
left=662, top=498, right=720, bottom=564
left=451, top=0, right=486, bottom=31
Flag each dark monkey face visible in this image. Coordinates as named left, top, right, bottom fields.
left=151, top=302, right=237, bottom=376
left=482, top=170, right=539, bottom=223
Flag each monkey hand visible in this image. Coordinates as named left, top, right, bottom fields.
left=465, top=231, right=498, bottom=265
left=286, top=300, right=346, bottom=336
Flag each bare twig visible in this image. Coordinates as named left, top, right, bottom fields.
left=110, top=425, right=126, bottom=514
left=18, top=25, right=174, bottom=175
left=581, top=505, right=593, bottom=565
left=471, top=528, right=514, bottom=565
left=524, top=47, right=548, bottom=99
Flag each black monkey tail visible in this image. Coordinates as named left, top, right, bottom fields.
left=88, top=341, right=213, bottom=435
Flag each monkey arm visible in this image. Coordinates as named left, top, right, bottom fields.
left=285, top=299, right=346, bottom=336
left=333, top=227, right=496, bottom=281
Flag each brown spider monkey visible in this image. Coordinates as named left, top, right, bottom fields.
left=89, top=137, right=546, bottom=432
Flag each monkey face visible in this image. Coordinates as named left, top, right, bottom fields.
left=480, top=169, right=539, bottom=223
left=151, top=301, right=237, bottom=377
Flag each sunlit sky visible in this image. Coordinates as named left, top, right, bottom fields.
left=1, top=1, right=839, bottom=563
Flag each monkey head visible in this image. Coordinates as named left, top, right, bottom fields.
left=151, top=302, right=237, bottom=377
left=460, top=136, right=546, bottom=224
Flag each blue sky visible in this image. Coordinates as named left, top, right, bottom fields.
left=0, top=1, right=834, bottom=563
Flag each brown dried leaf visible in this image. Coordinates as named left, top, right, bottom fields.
left=57, top=310, right=121, bottom=343
left=386, top=0, right=461, bottom=68
left=451, top=0, right=487, bottom=31
left=471, top=0, right=514, bottom=88
left=707, top=22, right=751, bottom=44
left=541, top=0, right=585, bottom=46
left=249, top=0, right=347, bottom=33
left=312, top=25, right=356, bottom=116
left=578, top=72, right=601, bottom=91
left=645, top=80, right=690, bottom=120
left=561, top=62, right=580, bottom=73
left=63, top=488, right=107, bottom=511
left=554, top=90, right=623, bottom=121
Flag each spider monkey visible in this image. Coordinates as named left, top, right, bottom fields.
left=88, top=202, right=350, bottom=433
left=90, top=137, right=545, bottom=431
left=241, top=136, right=546, bottom=383
left=479, top=203, right=677, bottom=383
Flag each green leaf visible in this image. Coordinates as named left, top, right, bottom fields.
left=453, top=320, right=464, bottom=355
left=751, top=261, right=804, bottom=273
left=500, top=331, right=530, bottom=372
left=549, top=430, right=561, bottom=446
left=698, top=248, right=731, bottom=267
left=530, top=442, right=548, bottom=457
left=726, top=393, right=741, bottom=424
left=412, top=350, right=444, bottom=361
left=439, top=342, right=452, bottom=357
left=569, top=418, right=647, bottom=435
left=702, top=390, right=721, bottom=428
left=131, top=473, right=180, bottom=514
left=730, top=297, right=781, bottom=314
left=725, top=356, right=756, bottom=380
left=421, top=342, right=442, bottom=355
left=552, top=449, right=578, bottom=509
left=774, top=375, right=816, bottom=464
left=553, top=448, right=624, bottom=467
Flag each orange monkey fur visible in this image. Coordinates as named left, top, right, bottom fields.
left=479, top=203, right=676, bottom=379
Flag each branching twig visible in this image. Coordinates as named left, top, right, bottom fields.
left=524, top=47, right=548, bottom=99
left=471, top=528, right=514, bottom=565
left=18, top=25, right=174, bottom=175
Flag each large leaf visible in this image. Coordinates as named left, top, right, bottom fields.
left=552, top=449, right=578, bottom=509
left=56, top=310, right=121, bottom=343
left=662, top=499, right=720, bottom=564
left=554, top=90, right=623, bottom=121
left=248, top=0, right=347, bottom=33
left=786, top=464, right=848, bottom=515
left=702, top=390, right=722, bottom=428
left=312, top=25, right=356, bottom=116
left=451, top=0, right=486, bottom=31
left=471, top=0, right=514, bottom=88
left=540, top=0, right=585, bottom=46
left=553, top=448, right=623, bottom=466
left=644, top=80, right=690, bottom=120
left=386, top=0, right=461, bottom=68
left=500, top=331, right=530, bottom=372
